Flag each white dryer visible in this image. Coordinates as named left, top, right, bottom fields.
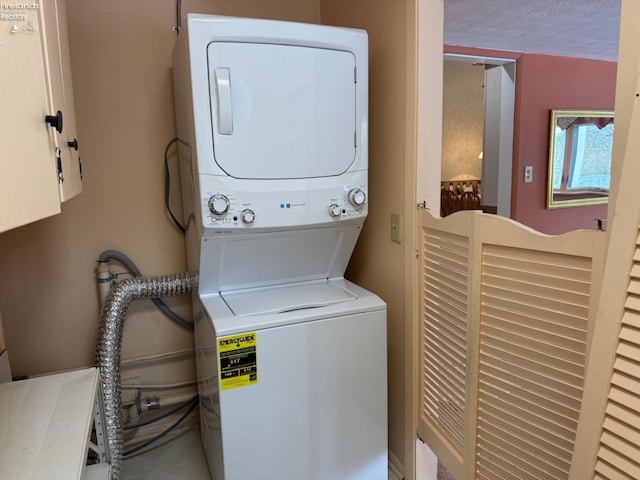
left=172, top=14, right=388, bottom=480
left=172, top=14, right=370, bottom=292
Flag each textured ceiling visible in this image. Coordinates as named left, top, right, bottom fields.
left=444, top=0, right=621, bottom=62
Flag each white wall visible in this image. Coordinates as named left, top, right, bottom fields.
left=441, top=60, right=484, bottom=181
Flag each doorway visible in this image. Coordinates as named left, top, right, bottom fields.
left=442, top=54, right=516, bottom=217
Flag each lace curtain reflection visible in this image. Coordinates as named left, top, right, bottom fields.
left=557, top=116, right=613, bottom=130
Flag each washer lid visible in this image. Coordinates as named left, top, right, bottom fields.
left=207, top=42, right=357, bottom=179
left=221, top=281, right=357, bottom=316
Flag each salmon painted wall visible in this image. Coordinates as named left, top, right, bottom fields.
left=445, top=46, right=617, bottom=234
left=512, top=54, right=616, bottom=233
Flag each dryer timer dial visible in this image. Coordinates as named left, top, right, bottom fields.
left=348, top=188, right=366, bottom=208
left=328, top=204, right=342, bottom=218
left=241, top=209, right=255, bottom=224
left=208, top=194, right=230, bottom=215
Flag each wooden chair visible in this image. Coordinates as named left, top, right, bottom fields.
left=460, top=191, right=482, bottom=210
left=441, top=189, right=461, bottom=217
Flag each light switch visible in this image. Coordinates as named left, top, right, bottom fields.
left=524, top=165, right=533, bottom=183
left=391, top=213, right=402, bottom=244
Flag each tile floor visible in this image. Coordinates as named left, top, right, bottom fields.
left=121, top=428, right=401, bottom=480
left=121, top=429, right=211, bottom=480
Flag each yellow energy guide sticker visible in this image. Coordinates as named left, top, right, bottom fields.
left=218, top=332, right=258, bottom=391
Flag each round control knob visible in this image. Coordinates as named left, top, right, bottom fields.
left=241, top=209, right=255, bottom=224
left=328, top=204, right=342, bottom=218
left=208, top=194, right=230, bottom=216
left=348, top=188, right=366, bottom=207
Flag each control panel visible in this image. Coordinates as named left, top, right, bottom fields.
left=199, top=173, right=368, bottom=233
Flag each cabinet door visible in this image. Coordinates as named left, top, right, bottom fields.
left=42, top=0, right=82, bottom=201
left=0, top=3, right=61, bottom=233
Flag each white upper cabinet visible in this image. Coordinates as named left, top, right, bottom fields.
left=0, top=0, right=81, bottom=234
left=41, top=0, right=82, bottom=201
left=0, top=2, right=60, bottom=233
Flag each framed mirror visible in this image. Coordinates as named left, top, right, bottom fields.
left=547, top=109, right=614, bottom=209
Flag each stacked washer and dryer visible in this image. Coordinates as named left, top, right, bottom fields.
left=172, top=14, right=388, bottom=480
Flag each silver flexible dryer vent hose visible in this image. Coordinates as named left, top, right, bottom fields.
left=95, top=272, right=198, bottom=480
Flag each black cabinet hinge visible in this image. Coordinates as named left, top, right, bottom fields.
left=56, top=148, right=64, bottom=183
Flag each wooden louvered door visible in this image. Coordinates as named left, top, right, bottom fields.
left=419, top=211, right=471, bottom=480
left=418, top=209, right=605, bottom=480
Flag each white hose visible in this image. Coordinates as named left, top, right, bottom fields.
left=97, top=261, right=112, bottom=308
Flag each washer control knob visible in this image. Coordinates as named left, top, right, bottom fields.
left=241, top=209, right=255, bottom=224
left=208, top=194, right=230, bottom=216
left=348, top=188, right=366, bottom=207
left=328, top=204, right=342, bottom=218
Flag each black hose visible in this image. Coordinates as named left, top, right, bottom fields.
left=124, top=395, right=198, bottom=431
left=98, top=250, right=194, bottom=330
left=123, top=397, right=198, bottom=457
left=175, top=0, right=182, bottom=35
left=164, top=137, right=187, bottom=234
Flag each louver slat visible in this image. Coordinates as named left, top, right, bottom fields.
left=602, top=417, right=640, bottom=451
left=475, top=452, right=518, bottom=480
left=619, top=324, right=640, bottom=345
left=611, top=370, right=640, bottom=397
left=481, top=343, right=583, bottom=392
left=484, top=296, right=588, bottom=332
left=621, top=309, right=640, bottom=327
left=479, top=406, right=573, bottom=459
left=477, top=385, right=581, bottom=438
left=611, top=341, right=640, bottom=363
left=477, top=427, right=566, bottom=480
left=594, top=459, right=631, bottom=480
left=624, top=295, right=640, bottom=312
left=421, top=227, right=468, bottom=456
left=482, top=264, right=590, bottom=294
left=423, top=357, right=465, bottom=409
left=483, top=250, right=592, bottom=280
left=483, top=303, right=587, bottom=343
left=482, top=315, right=586, bottom=359
left=476, top=245, right=591, bottom=480
left=597, top=443, right=640, bottom=479
left=483, top=285, right=589, bottom=320
left=480, top=362, right=582, bottom=417
left=424, top=336, right=465, bottom=380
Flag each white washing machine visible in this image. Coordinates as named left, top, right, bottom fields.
left=172, top=14, right=388, bottom=479
left=195, top=278, right=387, bottom=480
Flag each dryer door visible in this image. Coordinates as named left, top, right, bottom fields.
left=207, top=42, right=357, bottom=179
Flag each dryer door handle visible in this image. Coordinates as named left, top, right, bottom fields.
left=214, top=67, right=233, bottom=135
